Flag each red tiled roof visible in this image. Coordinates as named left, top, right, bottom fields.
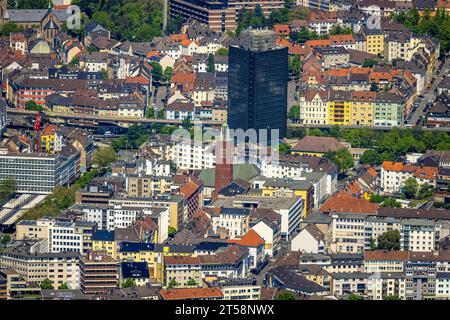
left=125, top=76, right=150, bottom=85
left=164, top=255, right=201, bottom=265
left=414, top=166, right=438, bottom=180
left=273, top=24, right=290, bottom=35
left=329, top=34, right=355, bottom=45
left=304, top=39, right=331, bottom=48
left=180, top=178, right=202, bottom=198
left=347, top=181, right=362, bottom=195
left=228, top=229, right=265, bottom=247
left=160, top=287, right=223, bottom=300
left=364, top=250, right=411, bottom=261
left=367, top=166, right=378, bottom=178
left=41, top=124, right=57, bottom=136
left=381, top=161, right=405, bottom=172
left=292, top=136, right=345, bottom=154
left=320, top=191, right=379, bottom=214
left=170, top=34, right=188, bottom=42
left=171, top=72, right=196, bottom=84
left=382, top=161, right=438, bottom=179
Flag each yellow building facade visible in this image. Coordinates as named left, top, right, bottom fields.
left=328, top=100, right=352, bottom=125
left=366, top=32, right=384, bottom=55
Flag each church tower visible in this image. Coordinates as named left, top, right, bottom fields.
left=213, top=124, right=233, bottom=199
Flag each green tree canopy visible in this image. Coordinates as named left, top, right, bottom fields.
left=0, top=23, right=24, bottom=36
left=40, top=278, right=54, bottom=290
left=324, top=148, right=354, bottom=173
left=0, top=178, right=17, bottom=203
left=122, top=278, right=136, bottom=288
left=168, top=226, right=177, bottom=237
left=347, top=293, right=364, bottom=300
left=288, top=55, right=302, bottom=76
left=207, top=54, right=215, bottom=73
left=377, top=230, right=401, bottom=251
left=418, top=183, right=434, bottom=199
left=187, top=278, right=198, bottom=286
left=276, top=291, right=296, bottom=300
left=25, top=100, right=43, bottom=111
left=163, top=67, right=173, bottom=83
left=370, top=194, right=385, bottom=203
left=93, top=146, right=117, bottom=168
left=381, top=197, right=401, bottom=208
left=279, top=142, right=291, bottom=155
left=288, top=105, right=300, bottom=122
left=150, top=62, right=164, bottom=82
left=360, top=150, right=381, bottom=166
left=1, top=235, right=11, bottom=247
left=216, top=48, right=229, bottom=56
left=58, top=282, right=69, bottom=290
left=402, top=178, right=419, bottom=199
left=168, top=279, right=178, bottom=289
left=362, top=59, right=376, bottom=68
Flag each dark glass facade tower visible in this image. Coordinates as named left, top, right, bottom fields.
left=228, top=29, right=288, bottom=140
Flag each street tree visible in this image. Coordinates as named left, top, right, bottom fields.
left=377, top=230, right=401, bottom=251
left=401, top=178, right=419, bottom=199
left=93, top=146, right=117, bottom=169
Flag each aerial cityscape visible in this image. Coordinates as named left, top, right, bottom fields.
left=0, top=0, right=450, bottom=303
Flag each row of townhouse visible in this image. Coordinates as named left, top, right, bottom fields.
left=6, top=73, right=149, bottom=112
left=380, top=161, right=439, bottom=194
left=112, top=33, right=224, bottom=61
left=273, top=249, right=450, bottom=300
left=114, top=241, right=256, bottom=285
left=47, top=93, right=146, bottom=118
left=288, top=9, right=438, bottom=62
left=305, top=207, right=450, bottom=255
left=163, top=245, right=251, bottom=287
left=361, top=250, right=450, bottom=300
left=298, top=90, right=404, bottom=127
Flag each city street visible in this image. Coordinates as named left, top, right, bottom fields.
left=407, top=55, right=450, bottom=126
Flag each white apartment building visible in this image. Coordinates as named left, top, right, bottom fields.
left=298, top=91, right=329, bottom=125
left=251, top=219, right=281, bottom=257
left=15, top=219, right=95, bottom=254
left=332, top=272, right=371, bottom=297
left=171, top=140, right=215, bottom=170
left=80, top=204, right=143, bottom=231
left=0, top=241, right=81, bottom=289
left=365, top=216, right=402, bottom=249
left=137, top=158, right=171, bottom=177
left=436, top=273, right=450, bottom=299
left=308, top=20, right=335, bottom=35
left=328, top=213, right=367, bottom=254
left=117, top=105, right=144, bottom=118
left=380, top=161, right=438, bottom=194
left=363, top=251, right=407, bottom=274
left=384, top=33, right=425, bottom=63
left=260, top=159, right=311, bottom=180
left=259, top=156, right=338, bottom=197
left=401, top=219, right=435, bottom=252
left=211, top=207, right=251, bottom=239
left=366, top=274, right=406, bottom=300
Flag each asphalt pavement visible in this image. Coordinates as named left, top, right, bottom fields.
left=407, top=56, right=450, bottom=126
